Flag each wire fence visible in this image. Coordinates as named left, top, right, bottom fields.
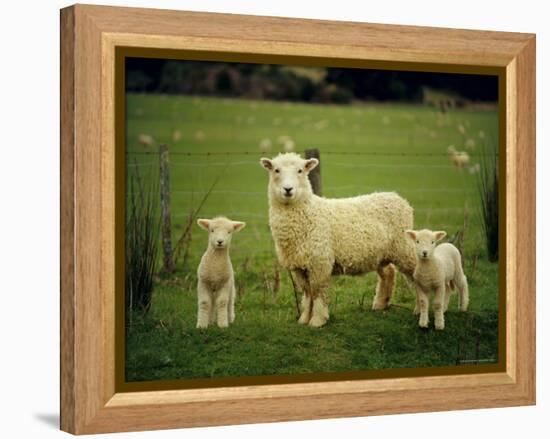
left=126, top=146, right=488, bottom=268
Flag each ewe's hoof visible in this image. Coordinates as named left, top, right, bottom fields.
left=413, top=307, right=420, bottom=315
left=298, top=313, right=311, bottom=325
left=196, top=323, right=208, bottom=329
left=435, top=321, right=445, bottom=330
left=418, top=319, right=429, bottom=329
left=308, top=316, right=328, bottom=328
left=372, top=301, right=389, bottom=311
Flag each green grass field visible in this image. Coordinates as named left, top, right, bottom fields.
left=125, top=93, right=500, bottom=382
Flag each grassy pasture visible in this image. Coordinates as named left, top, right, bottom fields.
left=125, top=93, right=500, bottom=382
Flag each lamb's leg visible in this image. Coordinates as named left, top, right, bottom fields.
left=372, top=263, right=396, bottom=310
left=228, top=282, right=236, bottom=324
left=416, top=286, right=430, bottom=329
left=292, top=269, right=312, bottom=325
left=433, top=285, right=446, bottom=330
left=456, top=274, right=469, bottom=312
left=196, top=282, right=212, bottom=329
left=413, top=289, right=421, bottom=315
left=215, top=283, right=231, bottom=328
left=444, top=285, right=452, bottom=313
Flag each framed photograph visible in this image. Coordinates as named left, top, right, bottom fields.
left=60, top=4, right=536, bottom=435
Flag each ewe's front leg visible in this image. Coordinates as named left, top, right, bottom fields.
left=215, top=283, right=232, bottom=328
left=292, top=269, right=312, bottom=325
left=372, top=264, right=396, bottom=310
left=308, top=267, right=331, bottom=328
left=309, top=290, right=330, bottom=328
left=196, top=282, right=212, bottom=329
left=433, top=285, right=446, bottom=330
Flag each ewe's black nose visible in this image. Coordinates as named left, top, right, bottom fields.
left=422, top=251, right=428, bottom=257
left=217, top=240, right=223, bottom=245
left=284, top=186, right=293, bottom=194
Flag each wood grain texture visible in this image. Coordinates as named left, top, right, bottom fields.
left=60, top=6, right=75, bottom=433
left=60, top=4, right=536, bottom=434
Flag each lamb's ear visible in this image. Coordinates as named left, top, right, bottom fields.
left=304, top=158, right=319, bottom=173
left=232, top=221, right=246, bottom=233
left=405, top=230, right=417, bottom=240
left=260, top=158, right=273, bottom=171
left=434, top=231, right=447, bottom=241
left=197, top=219, right=210, bottom=231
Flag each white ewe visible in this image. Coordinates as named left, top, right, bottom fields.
left=405, top=229, right=469, bottom=330
left=196, top=217, right=246, bottom=328
left=260, top=153, right=416, bottom=327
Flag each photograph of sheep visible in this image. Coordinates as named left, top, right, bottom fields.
left=124, top=57, right=500, bottom=384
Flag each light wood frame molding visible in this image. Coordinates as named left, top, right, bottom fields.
left=60, top=4, right=536, bottom=434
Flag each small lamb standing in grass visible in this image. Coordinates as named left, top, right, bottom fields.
left=260, top=152, right=416, bottom=327
left=406, top=229, right=469, bottom=330
left=196, top=217, right=246, bottom=329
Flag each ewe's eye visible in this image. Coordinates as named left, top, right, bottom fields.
left=275, top=169, right=280, bottom=173
left=298, top=169, right=303, bottom=174
left=416, top=240, right=419, bottom=244
left=431, top=241, right=434, bottom=244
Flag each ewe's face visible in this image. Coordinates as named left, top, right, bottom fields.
left=198, top=218, right=246, bottom=249
left=260, top=154, right=318, bottom=204
left=406, top=229, right=447, bottom=260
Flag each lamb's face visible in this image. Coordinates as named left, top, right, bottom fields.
left=260, top=153, right=318, bottom=204
left=197, top=217, right=246, bottom=249
left=405, top=229, right=447, bottom=260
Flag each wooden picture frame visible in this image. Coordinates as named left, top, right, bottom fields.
left=60, top=4, right=536, bottom=434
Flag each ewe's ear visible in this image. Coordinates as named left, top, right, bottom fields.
left=232, top=221, right=246, bottom=233
left=434, top=231, right=447, bottom=241
left=260, top=158, right=273, bottom=171
left=405, top=230, right=417, bottom=240
left=304, top=158, right=319, bottom=173
left=197, top=219, right=210, bottom=231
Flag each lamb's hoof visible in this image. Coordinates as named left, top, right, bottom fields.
left=435, top=321, right=445, bottom=330
left=298, top=313, right=311, bottom=325
left=196, top=322, right=208, bottom=329
left=413, top=307, right=420, bottom=315
left=419, top=319, right=429, bottom=329
left=217, top=321, right=229, bottom=328
left=308, top=315, right=328, bottom=328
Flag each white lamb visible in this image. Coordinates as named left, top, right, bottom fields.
left=196, top=217, right=246, bottom=328
left=405, top=229, right=469, bottom=330
left=260, top=153, right=416, bottom=327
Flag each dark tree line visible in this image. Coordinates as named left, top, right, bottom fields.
left=126, top=57, right=497, bottom=104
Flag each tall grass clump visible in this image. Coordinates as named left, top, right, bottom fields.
left=126, top=165, right=160, bottom=313
left=478, top=140, right=499, bottom=262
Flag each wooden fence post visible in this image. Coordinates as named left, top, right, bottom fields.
left=159, top=144, right=174, bottom=273
left=305, top=148, right=322, bottom=196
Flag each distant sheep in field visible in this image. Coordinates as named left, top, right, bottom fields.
left=448, top=145, right=470, bottom=169
left=172, top=130, right=182, bottom=142
left=260, top=153, right=416, bottom=327
left=259, top=138, right=272, bottom=154
left=138, top=134, right=154, bottom=147
left=405, top=229, right=469, bottom=330
left=196, top=217, right=246, bottom=329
